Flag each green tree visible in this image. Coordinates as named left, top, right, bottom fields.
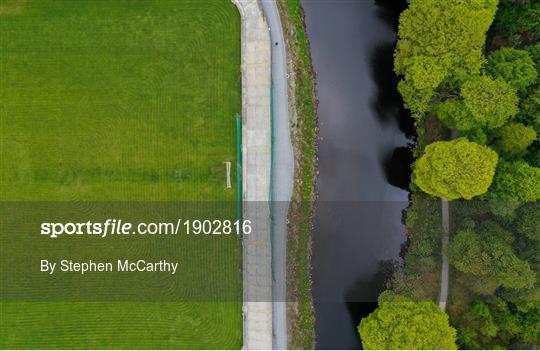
left=395, top=0, right=498, bottom=112
left=470, top=301, right=499, bottom=338
left=527, top=149, right=540, bottom=167
left=524, top=43, right=540, bottom=72
left=463, top=128, right=489, bottom=145
left=486, top=48, right=538, bottom=93
left=446, top=230, right=491, bottom=276
left=433, top=99, right=476, bottom=131
left=516, top=203, right=540, bottom=241
left=414, top=138, right=498, bottom=200
left=477, top=220, right=515, bottom=244
left=492, top=122, right=537, bottom=158
left=489, top=297, right=540, bottom=347
left=518, top=86, right=540, bottom=132
left=489, top=160, right=540, bottom=201
left=492, top=0, right=540, bottom=46
left=518, top=302, right=540, bottom=345
left=447, top=228, right=535, bottom=293
left=460, top=297, right=540, bottom=348
left=461, top=76, right=519, bottom=129
left=487, top=200, right=521, bottom=219
left=358, top=292, right=457, bottom=350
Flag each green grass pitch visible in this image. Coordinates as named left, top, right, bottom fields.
left=0, top=0, right=242, bottom=348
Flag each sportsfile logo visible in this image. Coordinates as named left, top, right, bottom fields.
left=41, top=219, right=252, bottom=238
left=41, top=219, right=144, bottom=238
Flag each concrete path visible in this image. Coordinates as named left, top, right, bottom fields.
left=260, top=0, right=294, bottom=349
left=232, top=0, right=273, bottom=349
left=439, top=130, right=459, bottom=311
left=439, top=199, right=449, bottom=311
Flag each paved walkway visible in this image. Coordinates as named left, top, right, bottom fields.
left=232, top=0, right=273, bottom=349
left=439, top=199, right=449, bottom=311
left=260, top=0, right=294, bottom=349
left=439, top=130, right=460, bottom=311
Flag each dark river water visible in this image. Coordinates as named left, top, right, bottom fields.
left=301, top=0, right=412, bottom=348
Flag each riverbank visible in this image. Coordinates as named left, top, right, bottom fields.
left=276, top=0, right=318, bottom=348
left=391, top=116, right=445, bottom=303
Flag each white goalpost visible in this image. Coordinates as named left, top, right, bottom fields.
left=225, top=161, right=232, bottom=189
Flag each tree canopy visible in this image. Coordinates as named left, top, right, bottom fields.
left=459, top=298, right=540, bottom=348
left=525, top=43, right=540, bottom=72
left=489, top=160, right=540, bottom=201
left=433, top=99, right=476, bottom=131
left=358, top=292, right=457, bottom=350
left=516, top=203, right=540, bottom=241
left=518, top=86, right=540, bottom=132
left=394, top=0, right=498, bottom=112
left=486, top=48, right=538, bottom=93
left=447, top=228, right=535, bottom=293
left=492, top=122, right=537, bottom=158
left=414, top=138, right=498, bottom=200
left=492, top=0, right=540, bottom=47
left=463, top=128, right=488, bottom=145
left=527, top=149, right=540, bottom=168
left=461, top=76, right=519, bottom=129
left=446, top=230, right=491, bottom=276
left=392, top=0, right=540, bottom=349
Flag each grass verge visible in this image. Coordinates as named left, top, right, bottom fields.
left=276, top=0, right=317, bottom=348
